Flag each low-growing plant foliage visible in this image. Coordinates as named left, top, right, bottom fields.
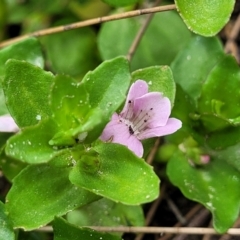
left=0, top=0, right=238, bottom=239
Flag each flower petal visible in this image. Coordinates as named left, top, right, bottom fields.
left=100, top=113, right=143, bottom=157
left=133, top=92, right=171, bottom=127
left=0, top=114, right=19, bottom=132
left=138, top=118, right=182, bottom=139
left=122, top=80, right=148, bottom=113
left=125, top=135, right=143, bottom=158
left=100, top=113, right=123, bottom=141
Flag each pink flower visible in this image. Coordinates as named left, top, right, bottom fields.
left=100, top=80, right=182, bottom=157
left=200, top=155, right=210, bottom=164
left=0, top=114, right=19, bottom=132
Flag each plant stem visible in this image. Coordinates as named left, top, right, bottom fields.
left=0, top=4, right=176, bottom=48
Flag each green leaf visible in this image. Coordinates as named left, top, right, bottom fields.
left=67, top=198, right=144, bottom=227
left=80, top=56, right=131, bottom=142
left=98, top=11, right=191, bottom=70
left=50, top=56, right=131, bottom=145
left=166, top=84, right=196, bottom=144
left=53, top=217, right=120, bottom=240
left=6, top=164, right=99, bottom=230
left=49, top=75, right=103, bottom=146
left=5, top=119, right=59, bottom=164
left=175, top=0, right=235, bottom=36
left=3, top=60, right=54, bottom=128
left=82, top=56, right=130, bottom=112
left=170, top=36, right=240, bottom=148
left=171, top=36, right=224, bottom=106
left=132, top=66, right=176, bottom=107
left=0, top=88, right=9, bottom=115
left=102, top=0, right=139, bottom=6
left=41, top=27, right=98, bottom=77
left=167, top=150, right=240, bottom=233
left=198, top=55, right=240, bottom=130
left=213, top=142, right=240, bottom=173
left=50, top=74, right=89, bottom=131
left=69, top=143, right=159, bottom=205
left=0, top=201, right=15, bottom=240
left=204, top=125, right=240, bottom=150
left=0, top=0, right=7, bottom=41
left=0, top=37, right=44, bottom=81
left=0, top=153, right=27, bottom=181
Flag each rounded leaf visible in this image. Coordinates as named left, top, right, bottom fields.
left=69, top=143, right=160, bottom=205
left=175, top=0, right=235, bottom=36
left=132, top=66, right=176, bottom=107
left=167, top=150, right=240, bottom=233
left=171, top=36, right=224, bottom=105
left=6, top=164, right=99, bottom=230
left=67, top=198, right=144, bottom=227
left=53, top=217, right=120, bottom=240
left=3, top=60, right=54, bottom=127
left=198, top=55, right=240, bottom=130
left=0, top=38, right=44, bottom=80
left=98, top=11, right=191, bottom=70
left=0, top=201, right=14, bottom=240
left=41, top=27, right=98, bottom=77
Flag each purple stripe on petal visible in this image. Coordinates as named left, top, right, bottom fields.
left=138, top=118, right=182, bottom=140
left=100, top=114, right=144, bottom=157
left=133, top=92, right=171, bottom=127
left=122, top=80, right=148, bottom=113
left=100, top=80, right=182, bottom=158
left=100, top=113, right=123, bottom=141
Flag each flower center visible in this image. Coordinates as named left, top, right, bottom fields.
left=120, top=100, right=153, bottom=137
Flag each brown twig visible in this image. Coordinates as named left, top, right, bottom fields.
left=0, top=4, right=176, bottom=49
left=165, top=194, right=187, bottom=225
left=172, top=208, right=210, bottom=240
left=224, top=13, right=240, bottom=62
left=127, top=0, right=162, bottom=61
left=147, top=138, right=161, bottom=165
left=38, top=226, right=240, bottom=235
left=159, top=204, right=203, bottom=240
left=202, top=220, right=213, bottom=240
left=135, top=184, right=166, bottom=240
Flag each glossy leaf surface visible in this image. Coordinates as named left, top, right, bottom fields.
left=6, top=164, right=99, bottom=230
left=167, top=151, right=240, bottom=233
left=50, top=74, right=90, bottom=132
left=171, top=36, right=224, bottom=105
left=50, top=56, right=131, bottom=145
left=132, top=66, right=176, bottom=107
left=69, top=143, right=159, bottom=205
left=67, top=198, right=144, bottom=227
left=175, top=0, right=235, bottom=36
left=53, top=217, right=120, bottom=240
left=41, top=27, right=98, bottom=77
left=3, top=60, right=54, bottom=127
left=0, top=153, right=27, bottom=181
left=5, top=120, right=59, bottom=164
left=0, top=201, right=14, bottom=240
left=171, top=35, right=240, bottom=148
left=82, top=56, right=130, bottom=113
left=0, top=88, right=9, bottom=115
left=98, top=11, right=191, bottom=70
left=0, top=37, right=44, bottom=80
left=198, top=55, right=240, bottom=124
